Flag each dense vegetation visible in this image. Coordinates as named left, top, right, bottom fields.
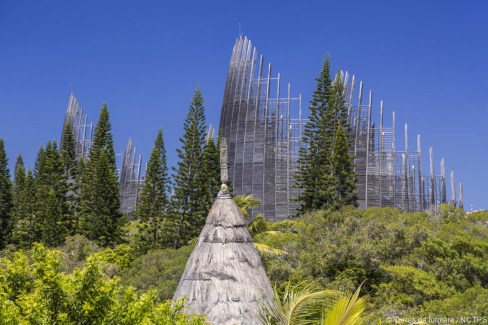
left=1, top=205, right=485, bottom=323
left=0, top=238, right=207, bottom=324
left=253, top=205, right=488, bottom=322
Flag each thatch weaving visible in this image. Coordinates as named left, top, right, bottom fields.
left=173, top=188, right=273, bottom=325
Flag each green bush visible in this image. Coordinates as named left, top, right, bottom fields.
left=0, top=243, right=207, bottom=324
left=252, top=206, right=488, bottom=321
left=119, top=245, right=193, bottom=300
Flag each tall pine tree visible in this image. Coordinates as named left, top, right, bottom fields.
left=0, top=139, right=13, bottom=248
left=135, top=128, right=170, bottom=252
left=34, top=147, right=45, bottom=179
left=80, top=104, right=124, bottom=247
left=170, top=88, right=207, bottom=248
left=12, top=170, right=37, bottom=248
left=296, top=56, right=335, bottom=213
left=332, top=125, right=357, bottom=208
left=35, top=141, right=68, bottom=247
left=12, top=155, right=26, bottom=220
left=195, top=136, right=221, bottom=222
left=296, top=57, right=357, bottom=213
left=328, top=74, right=356, bottom=208
left=23, top=146, right=45, bottom=244
left=330, top=74, right=350, bottom=133
left=13, top=155, right=26, bottom=192
left=61, top=122, right=77, bottom=174
left=61, top=121, right=80, bottom=234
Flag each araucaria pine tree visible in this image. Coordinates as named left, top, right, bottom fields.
left=135, top=128, right=170, bottom=252
left=332, top=125, right=357, bottom=208
left=11, top=146, right=46, bottom=247
left=35, top=141, right=69, bottom=247
left=61, top=122, right=77, bottom=174
left=0, top=139, right=13, bottom=248
left=196, top=136, right=221, bottom=221
left=170, top=88, right=207, bottom=248
left=12, top=170, right=37, bottom=248
left=13, top=147, right=46, bottom=246
left=12, top=155, right=26, bottom=223
left=13, top=155, right=26, bottom=196
left=60, top=122, right=80, bottom=233
left=80, top=104, right=124, bottom=247
left=296, top=56, right=357, bottom=213
left=33, top=146, right=45, bottom=179
left=296, top=56, right=334, bottom=213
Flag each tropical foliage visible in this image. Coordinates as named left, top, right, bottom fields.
left=253, top=206, right=488, bottom=322
left=0, top=242, right=208, bottom=324
left=234, top=194, right=261, bottom=220
left=261, top=283, right=366, bottom=325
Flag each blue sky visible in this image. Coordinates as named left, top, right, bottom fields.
left=0, top=0, right=486, bottom=210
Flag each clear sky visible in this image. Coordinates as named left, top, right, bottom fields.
left=0, top=0, right=486, bottom=210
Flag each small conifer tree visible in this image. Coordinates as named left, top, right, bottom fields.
left=12, top=170, right=37, bottom=248
left=196, top=136, right=221, bottom=221
left=135, top=129, right=171, bottom=252
left=60, top=122, right=80, bottom=233
left=13, top=155, right=26, bottom=200
left=12, top=155, right=26, bottom=227
left=35, top=141, right=69, bottom=247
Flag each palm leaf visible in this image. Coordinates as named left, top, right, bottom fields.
left=254, top=243, right=287, bottom=257
left=248, top=213, right=270, bottom=236
left=322, top=284, right=367, bottom=325
left=234, top=194, right=261, bottom=220
left=261, top=283, right=342, bottom=325
left=254, top=230, right=283, bottom=243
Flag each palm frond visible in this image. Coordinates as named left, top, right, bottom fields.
left=254, top=243, right=287, bottom=257
left=322, top=284, right=367, bottom=325
left=254, top=230, right=283, bottom=243
left=248, top=213, right=270, bottom=236
left=234, top=194, right=261, bottom=220
left=286, top=289, right=342, bottom=325
left=261, top=283, right=342, bottom=325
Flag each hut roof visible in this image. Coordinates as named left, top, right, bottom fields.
left=173, top=188, right=273, bottom=325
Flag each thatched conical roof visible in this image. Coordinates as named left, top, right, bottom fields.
left=173, top=187, right=273, bottom=325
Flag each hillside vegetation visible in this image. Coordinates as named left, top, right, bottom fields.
left=253, top=205, right=488, bottom=322
left=2, top=205, right=485, bottom=323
